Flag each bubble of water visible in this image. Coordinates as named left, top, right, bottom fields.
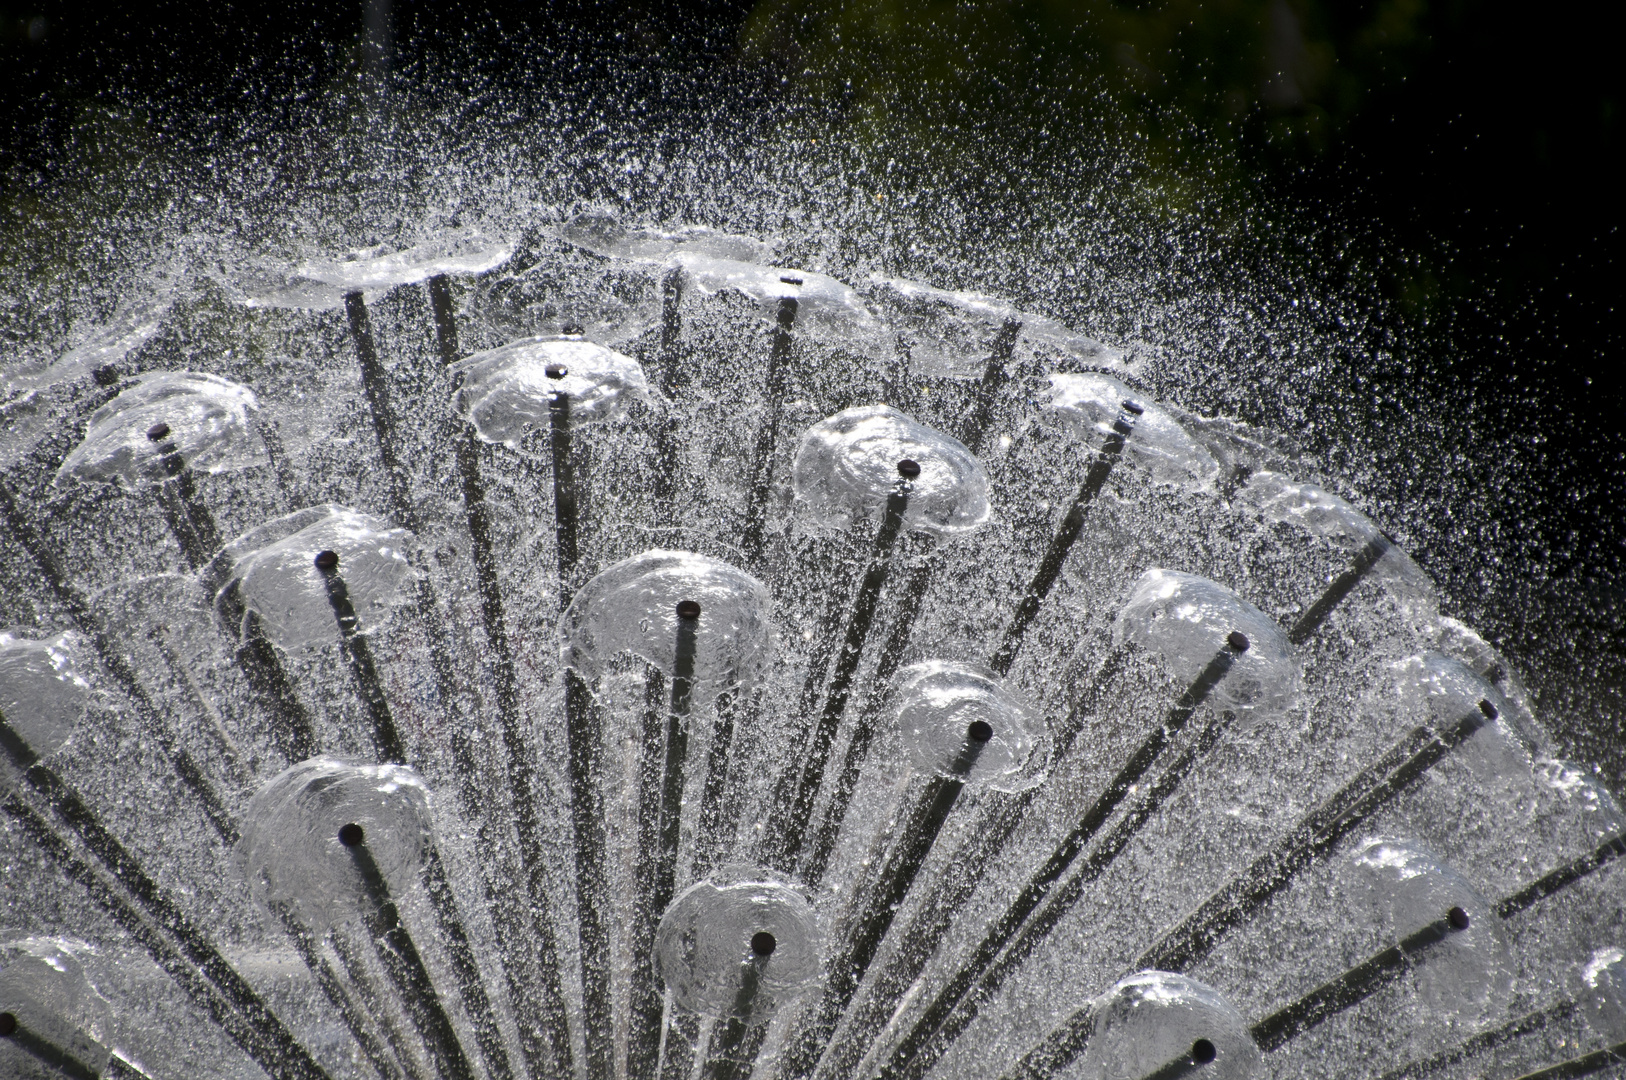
left=864, top=274, right=1129, bottom=377
left=1234, top=471, right=1435, bottom=601
left=0, top=937, right=114, bottom=1080
left=214, top=505, right=417, bottom=651
left=1, top=292, right=172, bottom=396
left=1428, top=615, right=1541, bottom=748
left=1532, top=758, right=1625, bottom=845
left=792, top=405, right=991, bottom=537
left=1347, top=838, right=1510, bottom=1023
left=1575, top=947, right=1626, bottom=1041
left=55, top=372, right=265, bottom=490
left=451, top=337, right=650, bottom=445
left=1115, top=569, right=1300, bottom=720
left=235, top=756, right=433, bottom=931
left=893, top=661, right=1044, bottom=790
left=654, top=865, right=823, bottom=1020
left=1045, top=373, right=1219, bottom=492
left=561, top=550, right=772, bottom=703
left=1078, top=970, right=1260, bottom=1080
left=0, top=630, right=90, bottom=783
left=560, top=211, right=778, bottom=265
left=1384, top=653, right=1529, bottom=780
left=240, top=230, right=513, bottom=309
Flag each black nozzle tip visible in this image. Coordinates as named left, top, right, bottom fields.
left=1226, top=631, right=1250, bottom=653
left=1191, top=1038, right=1216, bottom=1064
left=561, top=323, right=584, bottom=336
left=676, top=599, right=702, bottom=620
left=146, top=422, right=172, bottom=442
left=1448, top=906, right=1471, bottom=931
left=897, top=458, right=922, bottom=479
left=314, top=550, right=340, bottom=572
left=966, top=719, right=994, bottom=743
left=0, top=1011, right=16, bottom=1037
left=338, top=822, right=365, bottom=848
left=1122, top=400, right=1146, bottom=416
left=93, top=365, right=120, bottom=386
left=750, top=931, right=777, bottom=956
left=1478, top=699, right=1498, bottom=720
left=545, top=364, right=568, bottom=379
left=779, top=276, right=803, bottom=287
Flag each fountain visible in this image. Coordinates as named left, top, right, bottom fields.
left=0, top=191, right=1622, bottom=1080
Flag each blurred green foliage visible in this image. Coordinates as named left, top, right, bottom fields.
left=738, top=0, right=1431, bottom=179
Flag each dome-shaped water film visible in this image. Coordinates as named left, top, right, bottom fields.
left=1079, top=970, right=1261, bottom=1080
left=674, top=254, right=884, bottom=354
left=214, top=504, right=416, bottom=651
left=1533, top=757, right=1626, bottom=845
left=560, top=550, right=772, bottom=701
left=1382, top=653, right=1530, bottom=779
left=654, top=866, right=823, bottom=1021
left=452, top=337, right=650, bottom=445
left=1046, top=373, right=1219, bottom=491
left=1116, top=568, right=1300, bottom=718
left=0, top=937, right=114, bottom=1080
left=1347, top=838, right=1511, bottom=1025
left=560, top=211, right=778, bottom=265
left=1576, top=947, right=1626, bottom=1041
left=0, top=630, right=89, bottom=783
left=2, top=293, right=172, bottom=397
left=893, top=661, right=1044, bottom=789
left=792, top=405, right=991, bottom=536
left=863, top=274, right=1129, bottom=377
left=55, top=371, right=265, bottom=490
left=235, top=756, right=433, bottom=931
left=241, top=231, right=513, bottom=309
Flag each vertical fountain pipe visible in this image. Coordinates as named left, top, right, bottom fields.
left=654, top=600, right=702, bottom=908
left=344, top=293, right=417, bottom=528
left=329, top=926, right=433, bottom=1080
left=957, top=319, right=1021, bottom=453
left=426, top=273, right=576, bottom=1080
left=763, top=466, right=912, bottom=871
left=699, top=931, right=781, bottom=1080
left=739, top=285, right=801, bottom=566
left=145, top=420, right=223, bottom=569
left=0, top=713, right=332, bottom=1080
left=339, top=822, right=479, bottom=1080
left=314, top=549, right=407, bottom=764
left=693, top=689, right=741, bottom=877
left=0, top=1010, right=101, bottom=1080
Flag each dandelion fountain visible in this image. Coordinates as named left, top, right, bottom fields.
left=0, top=183, right=1622, bottom=1080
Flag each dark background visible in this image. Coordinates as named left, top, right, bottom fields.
left=3, top=0, right=1621, bottom=773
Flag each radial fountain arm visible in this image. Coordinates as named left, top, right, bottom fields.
left=875, top=634, right=1249, bottom=1080
left=988, top=398, right=1142, bottom=677
left=739, top=286, right=801, bottom=566
left=956, top=318, right=1022, bottom=454
left=314, top=549, right=407, bottom=764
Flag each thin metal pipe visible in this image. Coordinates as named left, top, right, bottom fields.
left=1374, top=998, right=1581, bottom=1080
left=0, top=481, right=239, bottom=842
left=344, top=291, right=417, bottom=530
left=0, top=1011, right=102, bottom=1080
left=739, top=290, right=800, bottom=566
left=801, top=553, right=937, bottom=887
left=330, top=922, right=435, bottom=1080
left=875, top=634, right=1249, bottom=1080
left=422, top=843, right=518, bottom=1080
left=313, top=550, right=406, bottom=764
left=694, top=689, right=742, bottom=879
left=765, top=479, right=912, bottom=871
left=150, top=623, right=249, bottom=786
left=341, top=824, right=479, bottom=1080
left=630, top=667, right=672, bottom=1080
left=651, top=266, right=686, bottom=507
left=146, top=420, right=223, bottom=565
left=957, top=319, right=1021, bottom=454
left=1495, top=832, right=1626, bottom=918
left=895, top=709, right=1237, bottom=1080
left=1286, top=535, right=1394, bottom=646
left=1137, top=1038, right=1221, bottom=1080
left=564, top=666, right=614, bottom=1080
left=700, top=934, right=778, bottom=1080
left=0, top=791, right=331, bottom=1080
left=988, top=401, right=1141, bottom=677
left=1495, top=1039, right=1626, bottom=1080
left=1138, top=704, right=1497, bottom=973
left=1249, top=908, right=1473, bottom=1051
left=271, top=899, right=405, bottom=1080
left=778, top=726, right=990, bottom=1079
left=655, top=600, right=703, bottom=909
left=432, top=271, right=574, bottom=1080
